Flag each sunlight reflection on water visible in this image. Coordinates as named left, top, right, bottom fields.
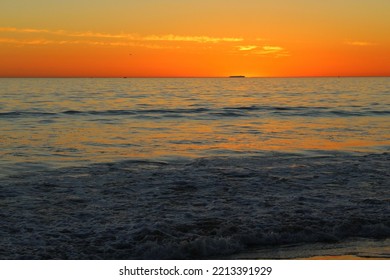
left=0, top=77, right=389, bottom=174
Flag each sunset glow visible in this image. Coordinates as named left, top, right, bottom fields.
left=1, top=0, right=389, bottom=77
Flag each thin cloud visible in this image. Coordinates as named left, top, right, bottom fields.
left=0, top=38, right=18, bottom=43
left=0, top=27, right=51, bottom=33
left=0, top=37, right=176, bottom=50
left=262, top=45, right=284, bottom=52
left=0, top=27, right=135, bottom=39
left=0, top=37, right=56, bottom=45
left=345, top=41, right=376, bottom=46
left=0, top=27, right=242, bottom=43
left=238, top=45, right=258, bottom=51
left=143, top=34, right=242, bottom=43
left=254, top=45, right=289, bottom=56
left=86, top=40, right=177, bottom=49
left=234, top=44, right=289, bottom=57
left=67, top=31, right=131, bottom=39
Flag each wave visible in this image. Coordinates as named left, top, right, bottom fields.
left=224, top=106, right=390, bottom=117
left=1, top=152, right=389, bottom=259
left=0, top=111, right=57, bottom=117
left=1, top=106, right=388, bottom=120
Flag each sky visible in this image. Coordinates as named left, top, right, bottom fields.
left=0, top=0, right=389, bottom=77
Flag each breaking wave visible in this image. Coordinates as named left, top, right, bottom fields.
left=1, top=152, right=389, bottom=259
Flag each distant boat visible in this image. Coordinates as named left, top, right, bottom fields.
left=229, top=75, right=245, bottom=78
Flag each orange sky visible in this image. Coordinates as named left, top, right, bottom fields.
left=1, top=0, right=389, bottom=77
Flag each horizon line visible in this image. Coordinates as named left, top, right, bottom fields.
left=1, top=75, right=389, bottom=79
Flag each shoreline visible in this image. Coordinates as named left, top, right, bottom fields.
left=227, top=238, right=390, bottom=260
left=299, top=255, right=388, bottom=260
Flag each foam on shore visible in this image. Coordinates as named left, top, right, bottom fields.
left=1, top=152, right=389, bottom=259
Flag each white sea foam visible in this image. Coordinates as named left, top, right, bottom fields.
left=1, top=152, right=388, bottom=259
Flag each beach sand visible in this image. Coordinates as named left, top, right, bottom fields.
left=299, top=255, right=387, bottom=260
left=228, top=238, right=390, bottom=260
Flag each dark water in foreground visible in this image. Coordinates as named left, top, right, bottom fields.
left=0, top=78, right=389, bottom=259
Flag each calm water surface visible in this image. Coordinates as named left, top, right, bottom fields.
left=1, top=77, right=389, bottom=175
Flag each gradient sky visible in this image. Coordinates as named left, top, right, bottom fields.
left=1, top=0, right=389, bottom=77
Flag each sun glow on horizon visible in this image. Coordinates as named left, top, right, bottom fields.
left=0, top=0, right=389, bottom=77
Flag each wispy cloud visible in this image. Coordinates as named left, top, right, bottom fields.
left=0, top=37, right=179, bottom=50
left=2, top=27, right=290, bottom=58
left=0, top=27, right=134, bottom=39
left=238, top=45, right=258, bottom=51
left=0, top=38, right=19, bottom=44
left=68, top=31, right=131, bottom=39
left=0, top=37, right=57, bottom=45
left=254, top=46, right=290, bottom=57
left=0, top=27, right=51, bottom=34
left=345, top=41, right=376, bottom=46
left=235, top=44, right=289, bottom=57
left=143, top=34, right=242, bottom=43
left=0, top=27, right=243, bottom=44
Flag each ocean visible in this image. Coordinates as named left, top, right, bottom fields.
left=0, top=77, right=389, bottom=259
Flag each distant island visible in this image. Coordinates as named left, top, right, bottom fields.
left=229, top=75, right=246, bottom=78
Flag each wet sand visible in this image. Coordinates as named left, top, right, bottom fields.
left=300, top=255, right=387, bottom=260
left=228, top=238, right=390, bottom=260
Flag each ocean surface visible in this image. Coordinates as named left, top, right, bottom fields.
left=0, top=77, right=389, bottom=259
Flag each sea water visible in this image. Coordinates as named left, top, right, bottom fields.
left=0, top=77, right=389, bottom=259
